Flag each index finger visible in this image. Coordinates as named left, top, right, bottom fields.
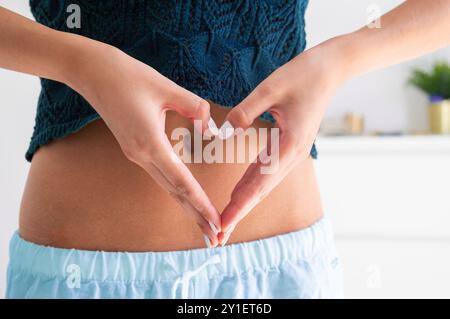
left=150, top=136, right=222, bottom=233
left=220, top=131, right=307, bottom=234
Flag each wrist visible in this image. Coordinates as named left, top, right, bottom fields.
left=300, top=31, right=368, bottom=87
left=59, top=32, right=119, bottom=92
left=302, top=33, right=359, bottom=87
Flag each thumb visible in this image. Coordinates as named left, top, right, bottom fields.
left=220, top=85, right=275, bottom=138
left=166, top=87, right=215, bottom=134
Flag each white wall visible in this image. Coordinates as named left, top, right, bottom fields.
left=306, top=0, right=450, bottom=133
left=315, top=136, right=450, bottom=298
left=0, top=0, right=449, bottom=298
left=0, top=0, right=38, bottom=298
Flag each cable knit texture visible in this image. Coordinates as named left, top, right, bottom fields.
left=27, top=0, right=316, bottom=161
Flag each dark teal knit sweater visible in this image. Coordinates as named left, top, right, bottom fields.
left=27, top=0, right=316, bottom=161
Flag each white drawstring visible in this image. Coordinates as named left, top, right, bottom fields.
left=171, top=254, right=221, bottom=299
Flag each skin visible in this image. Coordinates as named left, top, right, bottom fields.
left=0, top=6, right=223, bottom=246
left=19, top=107, right=323, bottom=251
left=218, top=0, right=450, bottom=244
left=1, top=1, right=450, bottom=249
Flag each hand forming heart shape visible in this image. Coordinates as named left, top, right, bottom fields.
left=75, top=43, right=336, bottom=249
left=215, top=49, right=339, bottom=246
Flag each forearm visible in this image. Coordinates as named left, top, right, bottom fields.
left=0, top=6, right=106, bottom=84
left=317, top=0, right=450, bottom=84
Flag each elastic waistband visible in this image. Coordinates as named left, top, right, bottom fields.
left=9, top=217, right=334, bottom=283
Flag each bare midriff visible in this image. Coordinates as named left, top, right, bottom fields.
left=19, top=101, right=323, bottom=252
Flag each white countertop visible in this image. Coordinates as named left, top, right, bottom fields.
left=314, top=134, right=450, bottom=238
left=316, top=135, right=450, bottom=154
left=315, top=135, right=450, bottom=298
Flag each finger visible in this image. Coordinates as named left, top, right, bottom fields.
left=220, top=131, right=305, bottom=233
left=151, top=136, right=222, bottom=233
left=144, top=162, right=219, bottom=247
left=221, top=83, right=276, bottom=136
left=167, top=184, right=220, bottom=248
left=218, top=222, right=236, bottom=247
left=164, top=87, right=215, bottom=134
left=168, top=191, right=220, bottom=248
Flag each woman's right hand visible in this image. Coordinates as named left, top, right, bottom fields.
left=66, top=43, right=221, bottom=247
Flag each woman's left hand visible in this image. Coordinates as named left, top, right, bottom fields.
left=218, top=46, right=343, bottom=245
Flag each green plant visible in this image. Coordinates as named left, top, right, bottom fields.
left=409, top=61, right=450, bottom=100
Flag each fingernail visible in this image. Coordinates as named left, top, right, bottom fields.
left=203, top=235, right=212, bottom=248
left=218, top=121, right=234, bottom=140
left=220, top=225, right=235, bottom=246
left=220, top=232, right=231, bottom=247
left=204, top=118, right=219, bottom=139
left=204, top=129, right=213, bottom=139
left=208, top=118, right=219, bottom=136
left=208, top=221, right=220, bottom=235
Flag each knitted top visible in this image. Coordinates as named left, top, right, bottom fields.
left=27, top=0, right=316, bottom=161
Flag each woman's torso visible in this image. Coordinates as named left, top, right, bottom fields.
left=19, top=102, right=323, bottom=252
left=20, top=0, right=321, bottom=251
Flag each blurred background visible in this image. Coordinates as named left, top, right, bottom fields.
left=1, top=0, right=449, bottom=298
